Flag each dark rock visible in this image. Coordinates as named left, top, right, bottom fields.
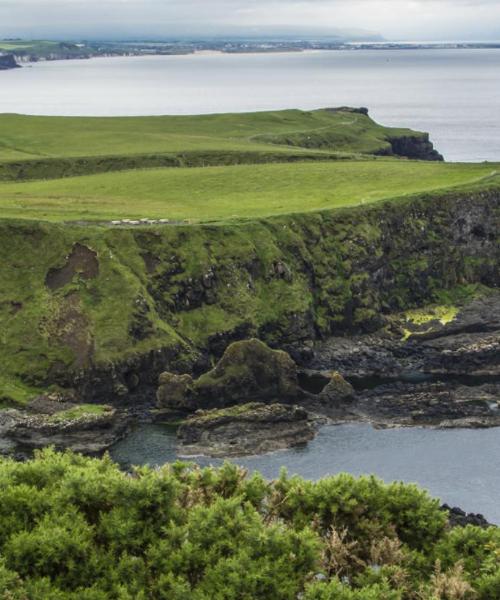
left=306, top=291, right=500, bottom=427
left=386, top=134, right=444, bottom=161
left=177, top=402, right=316, bottom=457
left=355, top=381, right=500, bottom=428
left=0, top=54, right=20, bottom=70
left=442, top=504, right=494, bottom=528
left=128, top=295, right=155, bottom=341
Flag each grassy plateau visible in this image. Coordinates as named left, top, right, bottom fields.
left=0, top=108, right=425, bottom=162
left=0, top=160, right=497, bottom=223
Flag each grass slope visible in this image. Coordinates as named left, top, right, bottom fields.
left=0, top=108, right=427, bottom=165
left=0, top=160, right=496, bottom=223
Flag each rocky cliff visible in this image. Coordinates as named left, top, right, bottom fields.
left=0, top=54, right=20, bottom=70
left=384, top=133, right=443, bottom=161
left=0, top=179, right=499, bottom=406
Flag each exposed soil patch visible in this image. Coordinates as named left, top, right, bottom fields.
left=45, top=243, right=99, bottom=291
left=45, top=292, right=94, bottom=370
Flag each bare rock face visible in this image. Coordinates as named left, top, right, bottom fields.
left=157, top=339, right=303, bottom=411
left=177, top=402, right=316, bottom=457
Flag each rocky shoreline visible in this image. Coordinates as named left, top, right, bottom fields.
left=1, top=290, right=498, bottom=460
left=0, top=395, right=129, bottom=458
left=177, top=402, right=317, bottom=457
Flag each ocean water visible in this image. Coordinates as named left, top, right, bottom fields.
left=111, top=423, right=500, bottom=524
left=1, top=49, right=500, bottom=161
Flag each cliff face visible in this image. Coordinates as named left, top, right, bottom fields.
left=0, top=54, right=20, bottom=70
left=0, top=183, right=499, bottom=404
left=385, top=134, right=444, bottom=161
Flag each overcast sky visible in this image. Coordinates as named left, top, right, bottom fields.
left=1, top=0, right=500, bottom=41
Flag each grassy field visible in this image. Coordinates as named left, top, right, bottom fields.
left=0, top=40, right=59, bottom=52
left=0, top=160, right=497, bottom=223
left=0, top=108, right=426, bottom=163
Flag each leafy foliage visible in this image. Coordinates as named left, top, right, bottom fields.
left=0, top=450, right=497, bottom=598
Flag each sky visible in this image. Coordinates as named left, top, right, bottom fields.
left=1, top=0, right=500, bottom=42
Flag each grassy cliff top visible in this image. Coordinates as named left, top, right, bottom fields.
left=0, top=160, right=497, bottom=223
left=0, top=108, right=429, bottom=163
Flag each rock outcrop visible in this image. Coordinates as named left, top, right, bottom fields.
left=177, top=402, right=316, bottom=457
left=0, top=398, right=129, bottom=457
left=157, top=339, right=304, bottom=411
left=157, top=372, right=196, bottom=410
left=0, top=54, right=20, bottom=70
left=385, top=134, right=444, bottom=161
left=443, top=505, right=493, bottom=529
left=308, top=291, right=500, bottom=428
left=319, top=371, right=355, bottom=405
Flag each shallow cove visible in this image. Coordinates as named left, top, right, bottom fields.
left=110, top=422, right=500, bottom=524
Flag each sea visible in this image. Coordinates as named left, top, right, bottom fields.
left=1, top=48, right=500, bottom=161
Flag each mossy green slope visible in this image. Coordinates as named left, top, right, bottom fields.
left=1, top=178, right=498, bottom=405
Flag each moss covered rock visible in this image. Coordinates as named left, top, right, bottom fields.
left=320, top=371, right=355, bottom=405
left=156, top=372, right=195, bottom=410
left=177, top=402, right=315, bottom=457
left=157, top=339, right=303, bottom=411
left=194, top=339, right=301, bottom=407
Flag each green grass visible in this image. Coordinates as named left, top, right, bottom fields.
left=0, top=108, right=424, bottom=163
left=48, top=404, right=110, bottom=423
left=0, top=160, right=496, bottom=223
left=0, top=40, right=59, bottom=52
left=0, top=377, right=40, bottom=407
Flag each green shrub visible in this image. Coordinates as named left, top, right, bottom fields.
left=0, top=449, right=497, bottom=599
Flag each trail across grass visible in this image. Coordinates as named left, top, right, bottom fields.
left=0, top=160, right=496, bottom=223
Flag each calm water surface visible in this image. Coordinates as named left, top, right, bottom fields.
left=1, top=49, right=500, bottom=161
left=111, top=423, right=500, bottom=524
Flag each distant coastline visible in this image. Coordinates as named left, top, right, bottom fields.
left=2, top=39, right=500, bottom=70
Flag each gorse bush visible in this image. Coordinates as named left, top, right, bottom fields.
left=0, top=449, right=498, bottom=599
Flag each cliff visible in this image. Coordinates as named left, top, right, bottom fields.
left=0, top=179, right=499, bottom=405
left=0, top=54, right=20, bottom=70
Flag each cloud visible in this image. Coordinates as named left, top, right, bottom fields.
left=1, top=0, right=500, bottom=41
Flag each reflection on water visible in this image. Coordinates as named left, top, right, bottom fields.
left=111, top=422, right=500, bottom=524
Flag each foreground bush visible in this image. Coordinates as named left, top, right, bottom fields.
left=0, top=449, right=498, bottom=599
